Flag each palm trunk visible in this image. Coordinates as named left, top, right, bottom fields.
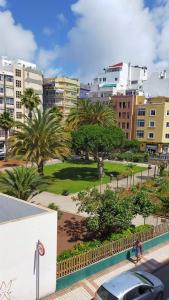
left=4, top=129, right=8, bottom=162
left=38, top=161, right=44, bottom=175
left=28, top=109, right=32, bottom=119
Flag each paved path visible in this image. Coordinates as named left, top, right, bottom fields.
left=43, top=241, right=169, bottom=300
left=33, top=166, right=154, bottom=217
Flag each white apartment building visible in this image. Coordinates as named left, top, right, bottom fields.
left=0, top=56, right=43, bottom=146
left=143, top=69, right=169, bottom=98
left=90, top=62, right=148, bottom=98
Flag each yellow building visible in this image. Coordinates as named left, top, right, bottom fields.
left=43, top=77, right=80, bottom=117
left=135, top=97, right=169, bottom=153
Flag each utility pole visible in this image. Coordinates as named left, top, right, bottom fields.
left=3, top=72, right=6, bottom=112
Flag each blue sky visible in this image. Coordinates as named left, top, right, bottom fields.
left=0, top=0, right=169, bottom=81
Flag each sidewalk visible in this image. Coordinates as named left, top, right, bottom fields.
left=43, top=241, right=169, bottom=300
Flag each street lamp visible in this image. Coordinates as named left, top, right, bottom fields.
left=3, top=72, right=6, bottom=112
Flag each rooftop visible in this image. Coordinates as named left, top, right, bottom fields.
left=0, top=193, right=47, bottom=224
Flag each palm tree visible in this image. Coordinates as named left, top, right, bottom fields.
left=0, top=166, right=44, bottom=200
left=67, top=99, right=115, bottom=129
left=10, top=108, right=70, bottom=175
left=0, top=111, right=13, bottom=161
left=20, top=88, right=41, bottom=119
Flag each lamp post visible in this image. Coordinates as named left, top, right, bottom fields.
left=3, top=72, right=6, bottom=112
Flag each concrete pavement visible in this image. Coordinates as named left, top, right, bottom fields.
left=43, top=241, right=169, bottom=300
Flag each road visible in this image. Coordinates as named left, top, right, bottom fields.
left=153, top=263, right=169, bottom=299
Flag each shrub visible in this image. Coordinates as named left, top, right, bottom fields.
left=62, top=189, right=69, bottom=196
left=57, top=224, right=154, bottom=261
left=109, top=152, right=148, bottom=163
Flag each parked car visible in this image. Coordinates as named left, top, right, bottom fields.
left=95, top=271, right=164, bottom=300
left=0, top=149, right=5, bottom=160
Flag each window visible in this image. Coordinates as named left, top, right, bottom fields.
left=103, top=77, right=106, bottom=82
left=166, top=122, right=169, bottom=127
left=137, top=108, right=145, bottom=116
left=122, top=122, right=125, bottom=129
left=122, top=112, right=126, bottom=118
left=126, top=132, right=129, bottom=138
left=6, top=98, right=14, bottom=105
left=119, top=112, right=121, bottom=118
left=0, top=85, right=3, bottom=93
left=123, top=102, right=126, bottom=108
left=124, top=287, right=140, bottom=300
left=136, top=130, right=144, bottom=138
left=127, top=122, right=129, bottom=129
left=165, top=134, right=169, bottom=139
left=150, top=109, right=156, bottom=116
left=131, top=80, right=138, bottom=84
left=6, top=75, right=13, bottom=82
left=149, top=121, right=155, bottom=127
left=0, top=129, right=5, bottom=137
left=167, top=110, right=169, bottom=116
left=0, top=98, right=3, bottom=104
left=148, top=132, right=154, bottom=139
left=7, top=108, right=14, bottom=118
left=16, top=101, right=22, bottom=109
left=99, top=78, right=102, bottom=82
left=128, top=102, right=130, bottom=108
left=119, top=102, right=122, bottom=108
left=15, top=69, right=21, bottom=77
left=97, top=286, right=117, bottom=300
left=16, top=112, right=22, bottom=119
left=16, top=91, right=21, bottom=98
left=127, top=112, right=130, bottom=119
left=137, top=119, right=145, bottom=127
left=115, top=77, right=118, bottom=81
left=16, top=80, right=21, bottom=88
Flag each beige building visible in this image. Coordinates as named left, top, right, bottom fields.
left=0, top=57, right=43, bottom=146
left=43, top=77, right=80, bottom=117
left=135, top=97, right=169, bottom=153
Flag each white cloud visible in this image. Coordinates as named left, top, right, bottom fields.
left=0, top=0, right=6, bottom=7
left=42, top=26, right=54, bottom=36
left=59, top=0, right=169, bottom=81
left=37, top=46, right=60, bottom=75
left=57, top=13, right=67, bottom=25
left=0, top=10, right=37, bottom=61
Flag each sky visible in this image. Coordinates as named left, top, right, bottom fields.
left=0, top=0, right=169, bottom=82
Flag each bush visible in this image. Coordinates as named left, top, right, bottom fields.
left=109, top=152, right=149, bottom=163
left=57, top=224, right=154, bottom=261
left=62, top=189, right=69, bottom=196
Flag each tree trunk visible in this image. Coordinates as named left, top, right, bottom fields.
left=4, top=129, right=8, bottom=162
left=28, top=109, right=32, bottom=119
left=85, top=149, right=89, bottom=160
left=144, top=217, right=146, bottom=225
left=97, top=158, right=104, bottom=179
left=38, top=161, right=44, bottom=175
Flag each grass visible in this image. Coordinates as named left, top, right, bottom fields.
left=43, top=160, right=146, bottom=194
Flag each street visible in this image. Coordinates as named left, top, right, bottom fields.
left=154, top=263, right=169, bottom=299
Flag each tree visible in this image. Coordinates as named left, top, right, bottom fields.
left=0, top=166, right=44, bottom=200
left=127, top=163, right=135, bottom=186
left=0, top=111, right=14, bottom=161
left=133, top=190, right=156, bottom=224
left=72, top=124, right=124, bottom=178
left=67, top=99, right=115, bottom=129
left=73, top=188, right=134, bottom=238
left=20, top=88, right=41, bottom=119
left=123, top=139, right=140, bottom=152
left=10, top=109, right=70, bottom=175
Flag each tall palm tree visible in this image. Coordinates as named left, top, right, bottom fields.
left=0, top=166, right=44, bottom=200
left=67, top=99, right=115, bottom=129
left=0, top=111, right=14, bottom=161
left=10, top=109, right=70, bottom=175
left=20, top=88, right=41, bottom=119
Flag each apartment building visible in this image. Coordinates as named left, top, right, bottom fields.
left=0, top=57, right=43, bottom=145
left=43, top=77, right=80, bottom=117
left=112, top=95, right=145, bottom=140
left=135, top=97, right=169, bottom=153
left=90, top=62, right=147, bottom=98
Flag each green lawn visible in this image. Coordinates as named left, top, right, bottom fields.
left=43, top=160, right=146, bottom=194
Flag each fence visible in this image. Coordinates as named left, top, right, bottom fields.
left=57, top=223, right=169, bottom=278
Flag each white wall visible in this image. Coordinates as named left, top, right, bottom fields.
left=143, top=72, right=169, bottom=97
left=0, top=211, right=57, bottom=300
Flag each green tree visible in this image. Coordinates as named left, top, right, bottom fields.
left=127, top=163, right=135, bottom=186
left=20, top=88, right=41, bottom=119
left=67, top=99, right=115, bottom=129
left=10, top=109, right=70, bottom=175
left=133, top=190, right=156, bottom=224
left=73, top=188, right=134, bottom=238
left=72, top=124, right=124, bottom=178
left=0, top=111, right=14, bottom=161
left=0, top=166, right=44, bottom=200
left=123, top=139, right=140, bottom=152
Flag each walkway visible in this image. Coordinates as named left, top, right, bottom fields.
left=43, top=241, right=169, bottom=300
left=33, top=165, right=154, bottom=217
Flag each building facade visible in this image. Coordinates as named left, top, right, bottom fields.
left=0, top=57, right=43, bottom=146
left=135, top=97, right=169, bottom=153
left=90, top=62, right=147, bottom=98
left=43, top=77, right=80, bottom=117
left=143, top=70, right=169, bottom=98
left=80, top=83, right=90, bottom=99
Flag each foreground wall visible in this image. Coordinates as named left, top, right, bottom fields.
left=0, top=211, right=57, bottom=300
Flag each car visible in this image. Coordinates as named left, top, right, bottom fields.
left=95, top=271, right=164, bottom=300
left=0, top=149, right=5, bottom=160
